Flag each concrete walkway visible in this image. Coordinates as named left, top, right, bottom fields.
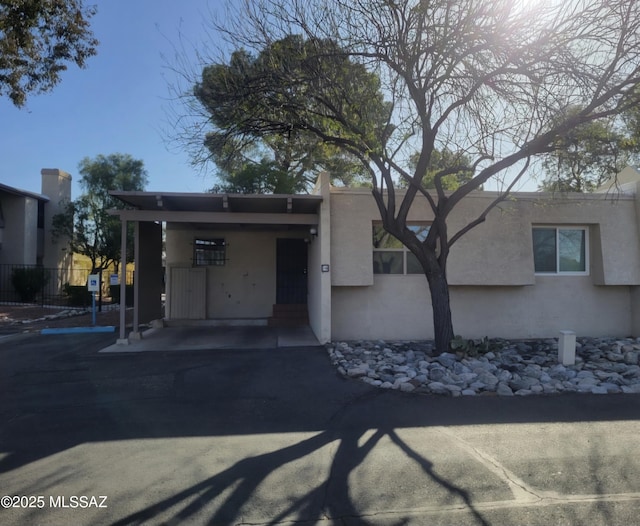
left=99, top=325, right=321, bottom=353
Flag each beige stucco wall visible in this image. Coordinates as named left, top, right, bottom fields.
left=330, top=190, right=377, bottom=286
left=166, top=224, right=309, bottom=319
left=330, top=188, right=640, bottom=287
left=308, top=172, right=332, bottom=343
left=329, top=188, right=640, bottom=340
left=332, top=276, right=632, bottom=340
left=41, top=168, right=72, bottom=269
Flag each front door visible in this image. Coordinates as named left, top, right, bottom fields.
left=276, top=238, right=307, bottom=304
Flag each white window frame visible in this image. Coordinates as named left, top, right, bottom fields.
left=532, top=226, right=589, bottom=276
left=372, top=222, right=430, bottom=275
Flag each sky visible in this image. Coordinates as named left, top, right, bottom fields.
left=1, top=0, right=222, bottom=198
left=1, top=0, right=539, bottom=200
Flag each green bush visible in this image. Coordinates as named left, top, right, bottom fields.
left=11, top=267, right=50, bottom=302
left=63, top=283, right=93, bottom=307
left=450, top=335, right=502, bottom=357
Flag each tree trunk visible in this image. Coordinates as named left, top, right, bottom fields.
left=426, top=270, right=454, bottom=355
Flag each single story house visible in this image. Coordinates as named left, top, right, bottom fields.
left=110, top=167, right=640, bottom=344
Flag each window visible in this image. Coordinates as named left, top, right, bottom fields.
left=37, top=201, right=45, bottom=229
left=194, top=238, right=226, bottom=266
left=532, top=227, right=587, bottom=274
left=372, top=223, right=430, bottom=274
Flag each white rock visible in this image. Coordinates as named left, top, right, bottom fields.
left=347, top=364, right=369, bottom=377
left=399, top=382, right=416, bottom=392
left=428, top=382, right=449, bottom=394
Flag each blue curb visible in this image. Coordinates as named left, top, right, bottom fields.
left=41, top=326, right=116, bottom=335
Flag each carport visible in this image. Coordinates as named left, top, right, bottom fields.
left=109, top=176, right=332, bottom=347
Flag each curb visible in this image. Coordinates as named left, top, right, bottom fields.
left=40, top=326, right=116, bottom=335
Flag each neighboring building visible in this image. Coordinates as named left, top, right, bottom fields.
left=0, top=181, right=48, bottom=266
left=0, top=169, right=72, bottom=302
left=0, top=168, right=71, bottom=268
left=111, top=167, right=640, bottom=344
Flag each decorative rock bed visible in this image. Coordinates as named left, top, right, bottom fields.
left=326, top=338, right=640, bottom=396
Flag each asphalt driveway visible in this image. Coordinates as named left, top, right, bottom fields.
left=1, top=332, right=640, bottom=525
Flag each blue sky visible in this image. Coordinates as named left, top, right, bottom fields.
left=1, top=0, right=539, bottom=199
left=1, top=0, right=221, bottom=198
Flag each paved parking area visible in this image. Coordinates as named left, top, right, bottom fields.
left=100, top=325, right=321, bottom=353
left=1, top=332, right=640, bottom=525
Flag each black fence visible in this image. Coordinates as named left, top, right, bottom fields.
left=0, top=264, right=134, bottom=308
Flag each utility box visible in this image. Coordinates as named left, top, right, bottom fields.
left=558, top=330, right=576, bottom=366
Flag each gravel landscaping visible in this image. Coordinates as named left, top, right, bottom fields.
left=327, top=337, right=640, bottom=396
left=0, top=304, right=131, bottom=332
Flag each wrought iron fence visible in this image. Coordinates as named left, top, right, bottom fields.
left=0, top=264, right=134, bottom=308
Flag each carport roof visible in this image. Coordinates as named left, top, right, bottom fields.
left=111, top=191, right=322, bottom=214
left=109, top=191, right=322, bottom=226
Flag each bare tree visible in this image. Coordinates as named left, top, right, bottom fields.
left=178, top=0, right=640, bottom=352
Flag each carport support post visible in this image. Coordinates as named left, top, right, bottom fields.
left=133, top=221, right=140, bottom=334
left=117, top=218, right=128, bottom=344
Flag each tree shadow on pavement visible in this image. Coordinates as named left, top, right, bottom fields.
left=3, top=335, right=640, bottom=525
left=111, top=425, right=488, bottom=526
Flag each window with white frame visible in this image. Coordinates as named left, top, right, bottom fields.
left=532, top=227, right=588, bottom=274
left=372, top=223, right=430, bottom=274
left=194, top=238, right=226, bottom=266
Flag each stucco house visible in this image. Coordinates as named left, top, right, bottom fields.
left=110, top=167, right=640, bottom=345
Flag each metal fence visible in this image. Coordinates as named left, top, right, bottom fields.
left=0, top=264, right=134, bottom=308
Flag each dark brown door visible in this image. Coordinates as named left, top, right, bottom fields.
left=276, top=238, right=307, bottom=304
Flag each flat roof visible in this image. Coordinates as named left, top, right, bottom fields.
left=110, top=191, right=322, bottom=215
left=0, top=182, right=49, bottom=202
left=109, top=191, right=322, bottom=228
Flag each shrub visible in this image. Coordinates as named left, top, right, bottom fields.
left=109, top=284, right=134, bottom=306
left=11, top=267, right=50, bottom=302
left=63, top=283, right=93, bottom=307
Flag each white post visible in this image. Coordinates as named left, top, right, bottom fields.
left=133, top=221, right=139, bottom=334
left=117, top=218, right=128, bottom=344
left=558, top=330, right=576, bottom=366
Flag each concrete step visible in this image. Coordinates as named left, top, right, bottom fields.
left=269, top=304, right=308, bottom=327
left=271, top=304, right=308, bottom=318
left=267, top=316, right=309, bottom=328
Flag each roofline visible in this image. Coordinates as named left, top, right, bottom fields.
left=0, top=182, right=49, bottom=202
left=328, top=186, right=636, bottom=201
left=109, top=190, right=323, bottom=200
